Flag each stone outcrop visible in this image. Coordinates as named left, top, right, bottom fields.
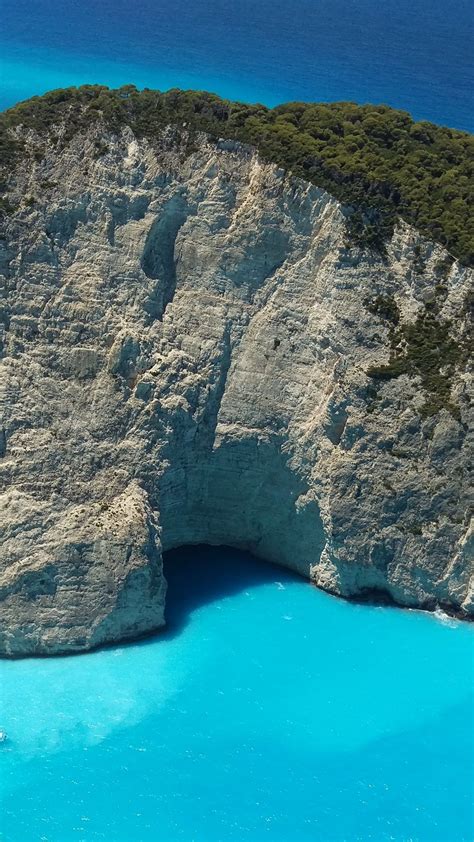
left=0, top=124, right=472, bottom=655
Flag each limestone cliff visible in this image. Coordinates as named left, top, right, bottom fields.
left=0, top=124, right=472, bottom=656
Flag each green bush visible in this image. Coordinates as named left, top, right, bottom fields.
left=367, top=308, right=463, bottom=417
left=0, top=85, right=473, bottom=265
left=365, top=294, right=400, bottom=324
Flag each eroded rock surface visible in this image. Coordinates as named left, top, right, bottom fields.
left=1, top=127, right=472, bottom=655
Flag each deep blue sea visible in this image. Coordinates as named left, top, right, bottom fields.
left=1, top=547, right=473, bottom=842
left=1, top=0, right=473, bottom=131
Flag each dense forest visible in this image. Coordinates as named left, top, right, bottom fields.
left=1, top=85, right=473, bottom=265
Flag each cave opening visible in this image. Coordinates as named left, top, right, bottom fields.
left=162, top=545, right=301, bottom=637
left=157, top=436, right=326, bottom=581
left=154, top=437, right=328, bottom=644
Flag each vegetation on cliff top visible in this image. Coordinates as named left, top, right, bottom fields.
left=0, top=85, right=473, bottom=265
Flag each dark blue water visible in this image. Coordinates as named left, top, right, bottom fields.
left=1, top=0, right=473, bottom=130
left=1, top=547, right=473, bottom=841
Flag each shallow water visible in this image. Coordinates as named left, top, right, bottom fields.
left=1, top=0, right=473, bottom=130
left=0, top=546, right=473, bottom=841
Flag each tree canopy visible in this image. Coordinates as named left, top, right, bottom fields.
left=1, top=85, right=473, bottom=265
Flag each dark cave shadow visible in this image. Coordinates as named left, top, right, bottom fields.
left=156, top=544, right=301, bottom=642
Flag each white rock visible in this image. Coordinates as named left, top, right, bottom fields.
left=0, top=127, right=472, bottom=655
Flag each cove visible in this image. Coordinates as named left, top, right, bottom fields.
left=0, top=546, right=473, bottom=841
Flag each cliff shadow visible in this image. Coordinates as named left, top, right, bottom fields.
left=161, top=544, right=300, bottom=639
left=158, top=435, right=326, bottom=579
left=141, top=195, right=188, bottom=320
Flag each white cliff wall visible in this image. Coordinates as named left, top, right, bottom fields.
left=0, top=127, right=472, bottom=655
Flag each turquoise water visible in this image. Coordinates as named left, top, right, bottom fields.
left=0, top=546, right=473, bottom=841
left=1, top=0, right=473, bottom=131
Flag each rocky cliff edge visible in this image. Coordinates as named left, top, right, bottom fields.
left=0, top=125, right=472, bottom=655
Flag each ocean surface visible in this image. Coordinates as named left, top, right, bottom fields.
left=1, top=0, right=473, bottom=131
left=0, top=546, right=473, bottom=842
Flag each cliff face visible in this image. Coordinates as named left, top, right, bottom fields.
left=0, top=125, right=472, bottom=656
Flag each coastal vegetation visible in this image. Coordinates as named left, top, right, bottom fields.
left=0, top=85, right=473, bottom=265
left=365, top=292, right=468, bottom=418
